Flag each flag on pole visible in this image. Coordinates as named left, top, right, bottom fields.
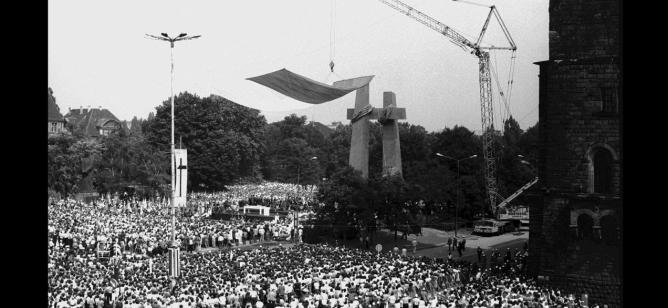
left=168, top=247, right=180, bottom=278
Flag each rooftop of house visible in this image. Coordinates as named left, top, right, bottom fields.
left=48, top=88, right=65, bottom=122
left=64, top=106, right=126, bottom=137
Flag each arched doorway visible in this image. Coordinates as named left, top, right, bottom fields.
left=577, top=213, right=594, bottom=240
left=600, top=215, right=618, bottom=245
left=593, top=148, right=614, bottom=194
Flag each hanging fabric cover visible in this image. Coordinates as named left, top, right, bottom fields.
left=247, top=68, right=373, bottom=104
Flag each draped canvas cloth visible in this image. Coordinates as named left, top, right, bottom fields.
left=247, top=68, right=374, bottom=104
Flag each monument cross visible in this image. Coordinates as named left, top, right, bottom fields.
left=346, top=91, right=406, bottom=178
left=177, top=158, right=187, bottom=197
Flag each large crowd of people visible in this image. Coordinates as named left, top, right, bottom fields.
left=189, top=183, right=319, bottom=213
left=48, top=198, right=297, bottom=268
left=48, top=195, right=600, bottom=308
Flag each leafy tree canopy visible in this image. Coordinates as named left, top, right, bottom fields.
left=143, top=92, right=267, bottom=191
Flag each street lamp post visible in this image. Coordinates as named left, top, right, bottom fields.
left=146, top=32, right=200, bottom=280
left=517, top=155, right=536, bottom=171
left=517, top=154, right=539, bottom=185
left=436, top=153, right=478, bottom=237
left=297, top=156, right=318, bottom=186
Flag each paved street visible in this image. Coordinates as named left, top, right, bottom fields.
left=411, top=228, right=528, bottom=262
left=329, top=226, right=528, bottom=264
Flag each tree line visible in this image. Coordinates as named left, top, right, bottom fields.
left=48, top=92, right=538, bottom=222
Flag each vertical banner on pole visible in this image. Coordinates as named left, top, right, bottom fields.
left=174, top=149, right=188, bottom=207
left=168, top=247, right=180, bottom=277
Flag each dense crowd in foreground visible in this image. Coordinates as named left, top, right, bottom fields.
left=49, top=199, right=602, bottom=308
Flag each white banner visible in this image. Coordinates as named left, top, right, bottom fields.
left=174, top=149, right=188, bottom=207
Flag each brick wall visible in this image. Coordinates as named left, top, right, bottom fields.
left=538, top=60, right=620, bottom=194
left=530, top=193, right=622, bottom=307
left=549, top=0, right=620, bottom=60
left=536, top=275, right=621, bottom=308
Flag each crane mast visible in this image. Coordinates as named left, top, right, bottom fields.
left=478, top=51, right=497, bottom=211
left=378, top=0, right=516, bottom=213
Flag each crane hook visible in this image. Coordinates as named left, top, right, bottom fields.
left=329, top=61, right=335, bottom=72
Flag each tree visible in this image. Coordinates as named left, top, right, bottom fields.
left=368, top=173, right=411, bottom=241
left=48, top=135, right=82, bottom=196
left=496, top=117, right=535, bottom=203
left=321, top=125, right=351, bottom=178
left=267, top=137, right=320, bottom=185
left=129, top=116, right=143, bottom=136
left=275, top=114, right=308, bottom=140
left=429, top=125, right=486, bottom=219
left=398, top=123, right=432, bottom=165
left=315, top=166, right=373, bottom=239
left=262, top=114, right=328, bottom=184
left=503, top=116, right=523, bottom=147
left=518, top=122, right=539, bottom=164
left=48, top=135, right=106, bottom=196
left=143, top=92, right=267, bottom=191
left=93, top=131, right=168, bottom=197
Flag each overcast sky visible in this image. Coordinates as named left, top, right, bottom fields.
left=49, top=0, right=547, bottom=133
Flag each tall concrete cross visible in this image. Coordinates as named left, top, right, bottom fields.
left=346, top=91, right=406, bottom=179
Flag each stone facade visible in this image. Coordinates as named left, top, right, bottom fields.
left=528, top=0, right=621, bottom=307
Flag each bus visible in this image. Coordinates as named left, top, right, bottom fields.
left=473, top=219, right=514, bottom=236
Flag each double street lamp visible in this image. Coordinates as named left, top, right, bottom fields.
left=517, top=154, right=535, bottom=168
left=145, top=32, right=201, bottom=248
left=146, top=32, right=200, bottom=281
left=435, top=153, right=478, bottom=237
left=517, top=154, right=539, bottom=179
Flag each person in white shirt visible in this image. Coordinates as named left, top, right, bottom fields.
left=337, top=295, right=346, bottom=307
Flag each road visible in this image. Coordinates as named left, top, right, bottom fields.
left=334, top=227, right=528, bottom=263
left=193, top=227, right=528, bottom=265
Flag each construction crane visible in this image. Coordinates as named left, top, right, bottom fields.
left=496, top=177, right=538, bottom=210
left=377, top=0, right=516, bottom=213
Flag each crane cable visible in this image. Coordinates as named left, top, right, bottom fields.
left=506, top=50, right=517, bottom=112
left=324, top=0, right=346, bottom=84
left=490, top=52, right=509, bottom=130
left=489, top=49, right=516, bottom=131
left=329, top=0, right=336, bottom=74
left=492, top=51, right=505, bottom=130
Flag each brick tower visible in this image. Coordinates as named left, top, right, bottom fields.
left=528, top=0, right=621, bottom=306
